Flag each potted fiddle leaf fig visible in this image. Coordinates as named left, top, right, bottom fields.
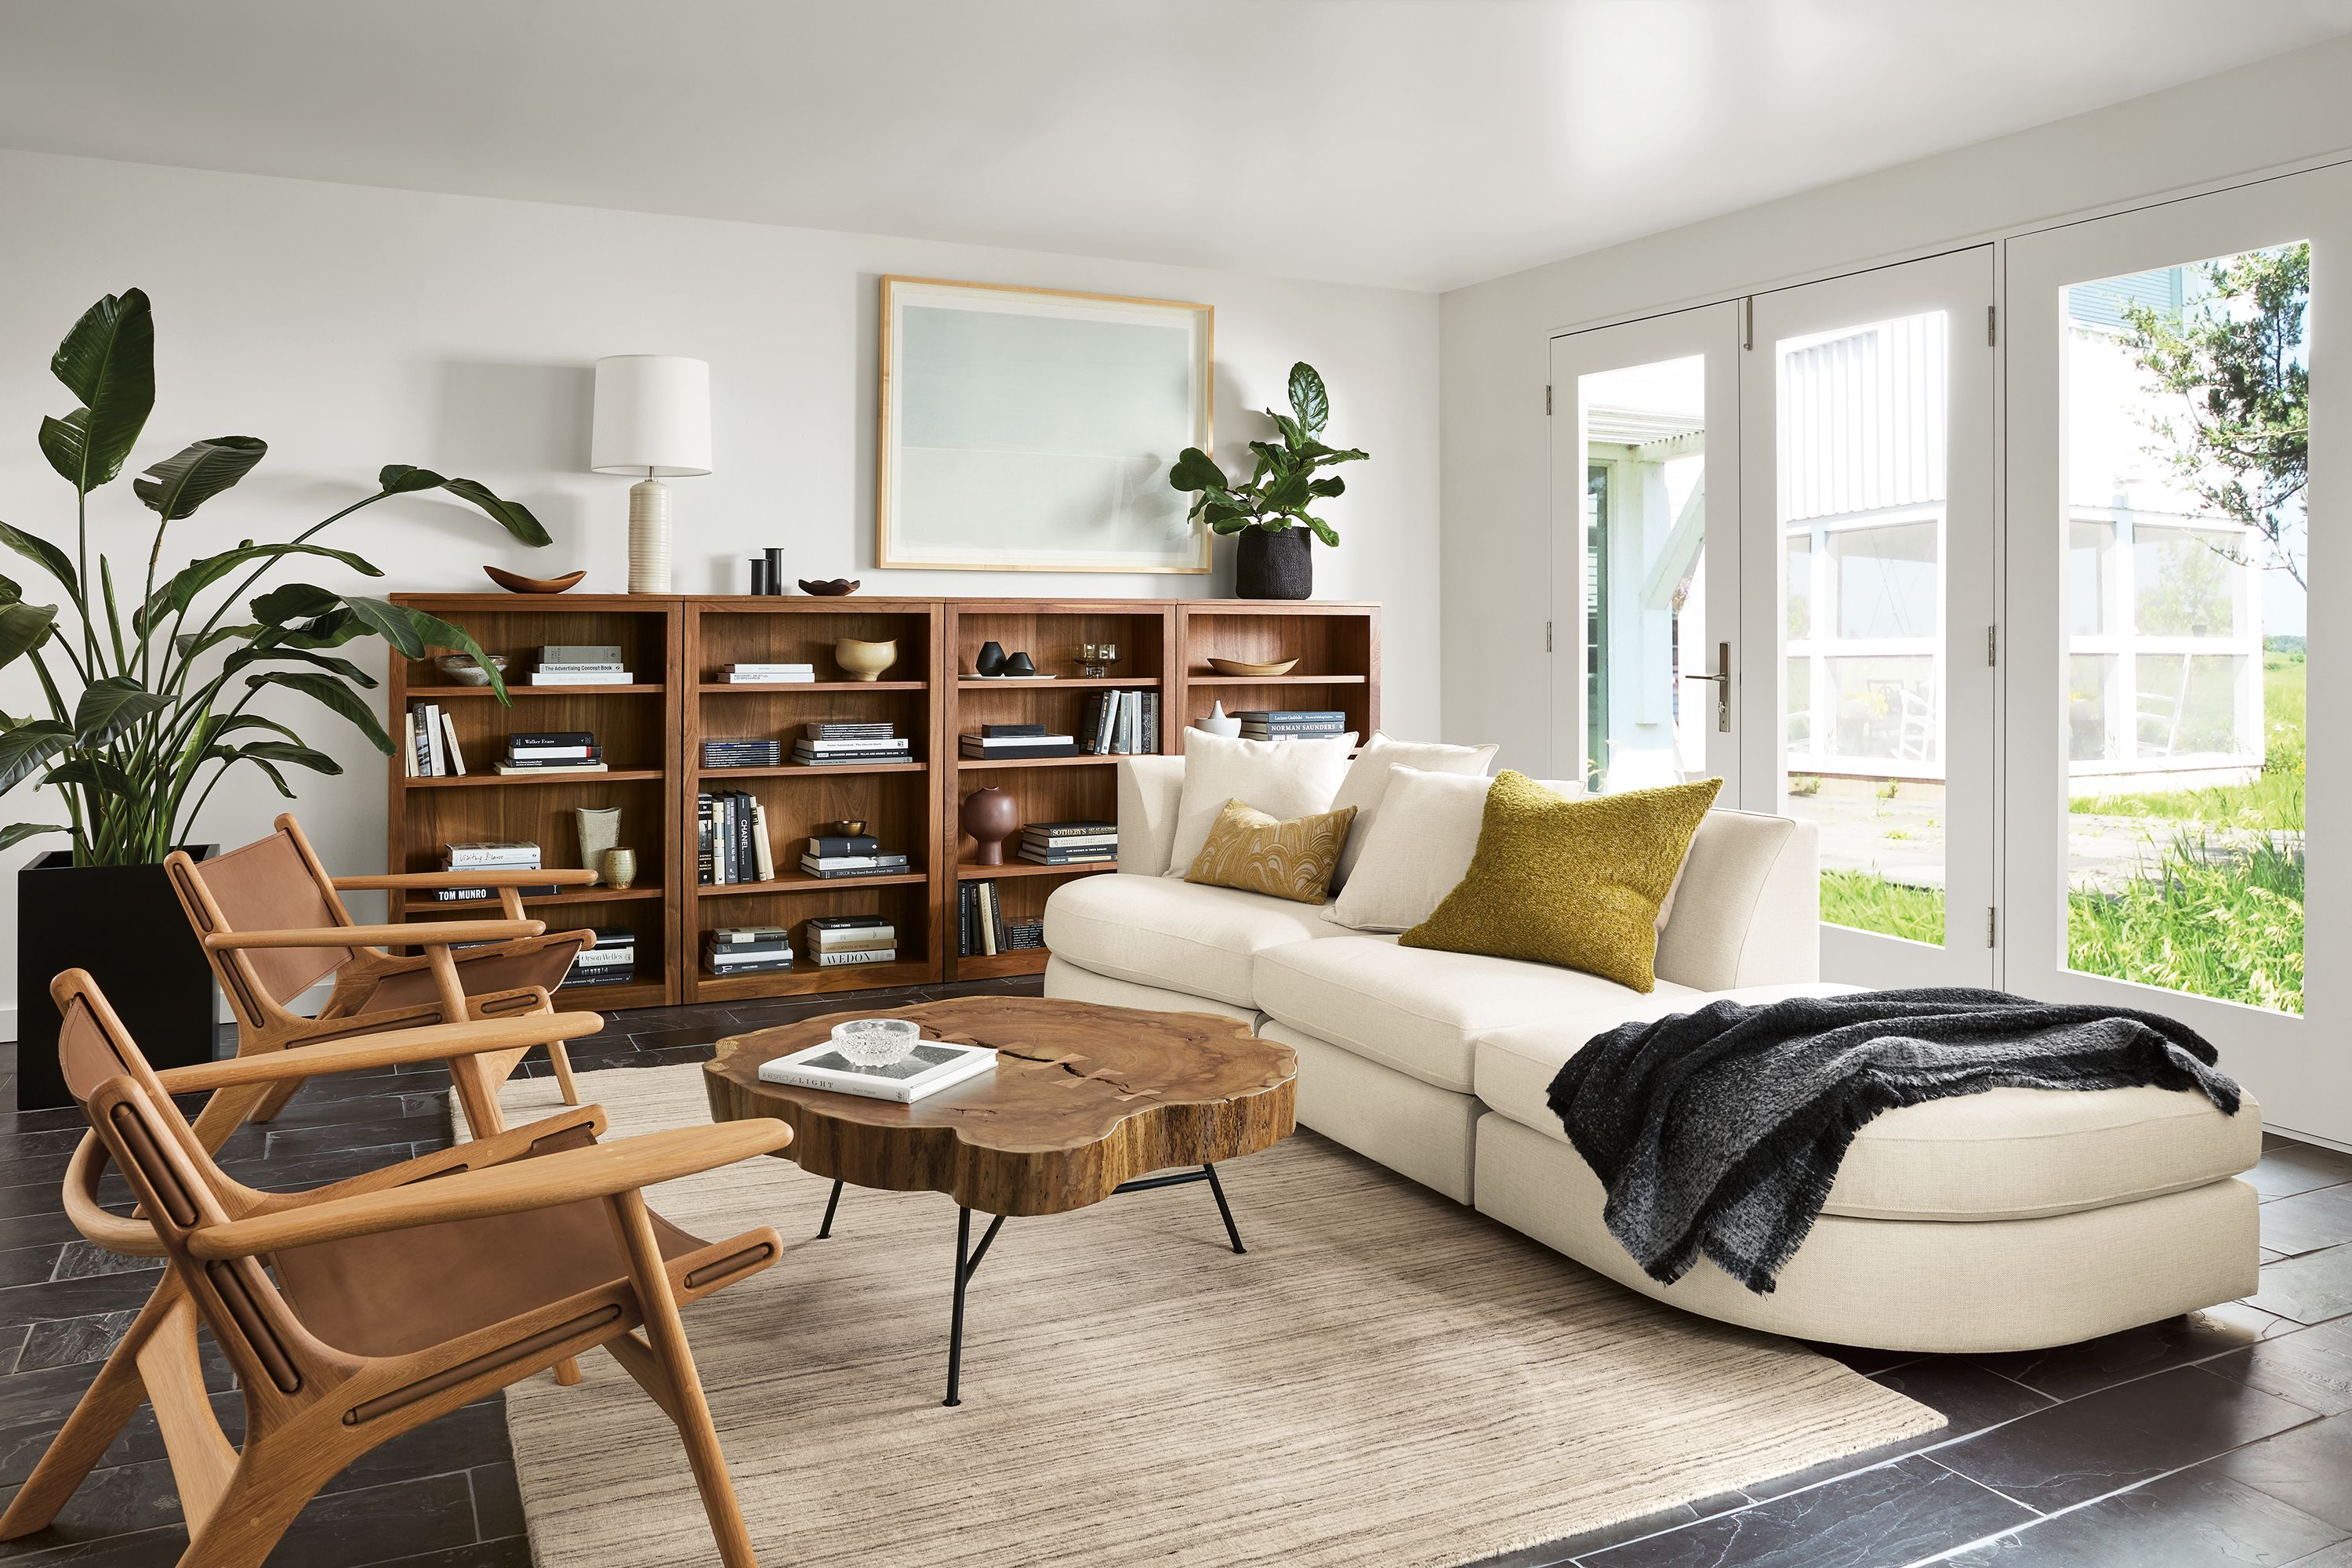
left=1167, top=361, right=1367, bottom=599
left=1, top=288, right=553, bottom=1103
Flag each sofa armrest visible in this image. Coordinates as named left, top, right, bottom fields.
left=1117, top=756, right=1185, bottom=877
left=1655, top=811, right=1820, bottom=991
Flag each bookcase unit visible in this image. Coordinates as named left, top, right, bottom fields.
left=387, top=596, right=1377, bottom=1012
left=385, top=595, right=683, bottom=1011
left=682, top=598, right=946, bottom=1002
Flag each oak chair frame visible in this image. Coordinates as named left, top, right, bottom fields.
left=0, top=971, right=788, bottom=1568
left=167, top=812, right=599, bottom=1150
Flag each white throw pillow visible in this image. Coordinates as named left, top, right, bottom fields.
left=1323, top=768, right=1497, bottom=931
left=1163, top=730, right=1357, bottom=879
left=1327, top=732, right=1498, bottom=889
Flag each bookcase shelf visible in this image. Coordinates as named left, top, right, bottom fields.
left=390, top=596, right=1377, bottom=1015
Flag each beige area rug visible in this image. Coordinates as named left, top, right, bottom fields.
left=488, top=1065, right=1940, bottom=1568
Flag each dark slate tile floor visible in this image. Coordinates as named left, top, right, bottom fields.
left=2, top=985, right=2349, bottom=1568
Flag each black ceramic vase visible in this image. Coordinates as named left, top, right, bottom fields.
left=974, top=641, right=1007, bottom=676
left=1236, top=527, right=1311, bottom=600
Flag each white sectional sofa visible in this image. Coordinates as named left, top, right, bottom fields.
left=1042, top=755, right=2262, bottom=1353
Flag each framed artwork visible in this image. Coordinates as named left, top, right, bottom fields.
left=877, top=276, right=1214, bottom=573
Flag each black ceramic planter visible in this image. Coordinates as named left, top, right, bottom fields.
left=16, top=848, right=219, bottom=1109
left=1236, top=527, right=1312, bottom=600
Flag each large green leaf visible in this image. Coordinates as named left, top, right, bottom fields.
left=223, top=644, right=376, bottom=687
left=0, top=722, right=74, bottom=791
left=174, top=623, right=260, bottom=660
left=343, top=597, right=507, bottom=700
left=1307, top=474, right=1347, bottom=499
left=73, top=675, right=169, bottom=746
left=438, top=477, right=552, bottom=546
left=1167, top=448, right=1230, bottom=494
left=1287, top=362, right=1329, bottom=435
left=0, top=822, right=66, bottom=853
left=133, top=436, right=268, bottom=521
left=0, top=601, right=58, bottom=670
left=143, top=541, right=380, bottom=632
left=46, top=290, right=155, bottom=492
left=245, top=670, right=394, bottom=753
left=1305, top=515, right=1341, bottom=548
left=0, top=523, right=80, bottom=597
left=250, top=583, right=343, bottom=626
left=43, top=756, right=136, bottom=795
left=1262, top=470, right=1314, bottom=513
left=238, top=739, right=341, bottom=775
left=377, top=463, right=448, bottom=495
left=203, top=743, right=296, bottom=798
left=404, top=608, right=509, bottom=701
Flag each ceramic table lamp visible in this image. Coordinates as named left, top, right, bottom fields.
left=591, top=355, right=712, bottom=593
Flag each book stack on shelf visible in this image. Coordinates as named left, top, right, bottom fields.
left=404, top=702, right=468, bottom=777
left=698, top=790, right=777, bottom=884
left=498, top=731, right=606, bottom=776
left=437, top=840, right=553, bottom=902
left=807, top=915, right=895, bottom=967
left=793, top=721, right=910, bottom=767
left=702, top=738, right=784, bottom=768
left=530, top=644, right=633, bottom=686
left=1235, top=709, right=1348, bottom=741
left=959, top=880, right=1046, bottom=956
left=703, top=924, right=793, bottom=978
left=800, top=831, right=910, bottom=881
left=1078, top=689, right=1158, bottom=754
left=1019, top=820, right=1116, bottom=867
left=959, top=723, right=1079, bottom=761
left=562, top=927, right=637, bottom=989
left=720, top=660, right=814, bottom=684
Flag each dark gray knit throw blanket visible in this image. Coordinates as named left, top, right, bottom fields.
left=1544, top=987, right=2241, bottom=1295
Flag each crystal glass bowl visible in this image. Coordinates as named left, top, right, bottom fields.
left=829, top=1017, right=920, bottom=1067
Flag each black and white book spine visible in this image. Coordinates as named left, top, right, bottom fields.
left=815, top=948, right=897, bottom=967
left=807, top=835, right=880, bottom=858
left=697, top=794, right=715, bottom=884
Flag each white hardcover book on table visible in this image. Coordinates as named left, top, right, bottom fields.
left=757, top=1038, right=995, bottom=1103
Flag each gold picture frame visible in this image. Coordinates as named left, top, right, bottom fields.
left=876, top=275, right=1214, bottom=573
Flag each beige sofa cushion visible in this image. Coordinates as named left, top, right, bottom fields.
left=1473, top=1009, right=2263, bottom=1221
left=1039, top=872, right=1341, bottom=1007
left=1254, top=935, right=1700, bottom=1095
left=1162, top=730, right=1356, bottom=879
left=1327, top=733, right=1497, bottom=889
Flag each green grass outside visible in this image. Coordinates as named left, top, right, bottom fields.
left=2068, top=651, right=2305, bottom=829
left=1820, top=870, right=1946, bottom=945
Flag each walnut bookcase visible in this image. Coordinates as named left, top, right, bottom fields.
left=387, top=596, right=1376, bottom=1009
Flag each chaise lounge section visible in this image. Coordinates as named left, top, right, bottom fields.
left=1043, top=755, right=2262, bottom=1352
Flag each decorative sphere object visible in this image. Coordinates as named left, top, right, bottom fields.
left=831, top=1017, right=920, bottom=1067
left=834, top=637, right=897, bottom=681
left=434, top=652, right=508, bottom=686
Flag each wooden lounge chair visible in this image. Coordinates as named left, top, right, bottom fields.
left=0, top=970, right=786, bottom=1568
left=166, top=813, right=600, bottom=1150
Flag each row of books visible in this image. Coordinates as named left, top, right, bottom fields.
left=1080, top=688, right=1159, bottom=754
left=498, top=730, right=608, bottom=775
left=717, top=662, right=815, bottom=684
left=794, top=721, right=909, bottom=767
left=1019, top=820, right=1115, bottom=867
left=801, top=832, right=910, bottom=880
left=698, top=791, right=778, bottom=884
left=1237, top=709, right=1347, bottom=739
left=702, top=738, right=783, bottom=768
left=560, top=927, right=637, bottom=989
left=959, top=722, right=1077, bottom=760
left=531, top=644, right=636, bottom=686
left=405, top=702, right=468, bottom=777
left=958, top=880, right=1044, bottom=956
left=434, top=840, right=556, bottom=902
left=706, top=918, right=907, bottom=975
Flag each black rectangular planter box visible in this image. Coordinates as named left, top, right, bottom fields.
left=16, top=848, right=219, bottom=1110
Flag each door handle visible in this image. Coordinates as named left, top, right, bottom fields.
left=1683, top=641, right=1732, bottom=733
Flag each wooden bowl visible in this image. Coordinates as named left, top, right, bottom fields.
left=798, top=577, right=861, bottom=597
left=1207, top=656, right=1298, bottom=677
left=815, top=820, right=866, bottom=838
left=484, top=566, right=586, bottom=595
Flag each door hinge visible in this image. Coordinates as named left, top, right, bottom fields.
left=1545, top=383, right=1553, bottom=416
left=1740, top=296, right=1755, bottom=351
left=1987, top=906, right=1998, bottom=948
left=1545, top=620, right=1554, bottom=653
left=1987, top=624, right=1998, bottom=666
left=1987, top=305, right=1997, bottom=347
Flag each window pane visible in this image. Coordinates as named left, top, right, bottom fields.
left=1831, top=521, right=1939, bottom=639
left=1828, top=655, right=1938, bottom=762
left=2060, top=244, right=2306, bottom=1015
left=1787, top=656, right=1812, bottom=749
left=1787, top=535, right=1813, bottom=638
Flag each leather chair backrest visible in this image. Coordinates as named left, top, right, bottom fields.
left=172, top=827, right=354, bottom=1011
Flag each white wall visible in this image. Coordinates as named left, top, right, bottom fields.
left=0, top=149, right=1438, bottom=1029
left=1440, top=34, right=2352, bottom=772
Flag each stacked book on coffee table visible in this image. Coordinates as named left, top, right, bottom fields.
left=805, top=916, right=895, bottom=968
left=793, top=722, right=911, bottom=767
left=719, top=662, right=814, bottom=684
left=1234, top=709, right=1348, bottom=741
left=703, top=924, right=793, bottom=978
left=529, top=644, right=633, bottom=686
left=799, top=832, right=911, bottom=880
left=561, top=927, right=639, bottom=989
left=1018, top=821, right=1116, bottom=867
left=496, top=731, right=606, bottom=775
left=959, top=723, right=1080, bottom=760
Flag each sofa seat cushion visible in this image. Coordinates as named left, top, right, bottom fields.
left=1254, top=937, right=1701, bottom=1095
left=1473, top=1000, right=2263, bottom=1221
left=1040, top=873, right=1342, bottom=1007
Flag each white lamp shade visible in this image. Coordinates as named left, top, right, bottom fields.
left=590, top=355, right=713, bottom=476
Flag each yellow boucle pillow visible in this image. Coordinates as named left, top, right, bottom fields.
left=1183, top=799, right=1359, bottom=904
left=1398, top=771, right=1720, bottom=992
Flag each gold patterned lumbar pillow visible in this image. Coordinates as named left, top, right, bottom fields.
left=1183, top=798, right=1359, bottom=904
left=1398, top=771, right=1721, bottom=992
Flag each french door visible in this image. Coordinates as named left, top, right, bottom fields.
left=1548, top=303, right=1742, bottom=796
left=1740, top=249, right=2000, bottom=989
left=2005, top=166, right=2349, bottom=1142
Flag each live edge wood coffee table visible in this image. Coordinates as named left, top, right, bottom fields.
left=705, top=996, right=1296, bottom=1405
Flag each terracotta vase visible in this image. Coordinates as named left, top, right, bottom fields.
left=960, top=786, right=1019, bottom=866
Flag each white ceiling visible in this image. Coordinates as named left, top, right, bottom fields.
left=5, top=1, right=2350, bottom=292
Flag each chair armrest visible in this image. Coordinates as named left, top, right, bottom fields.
left=333, top=869, right=599, bottom=891
left=186, top=1122, right=793, bottom=1258
left=205, top=920, right=545, bottom=950
left=154, top=1011, right=601, bottom=1092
